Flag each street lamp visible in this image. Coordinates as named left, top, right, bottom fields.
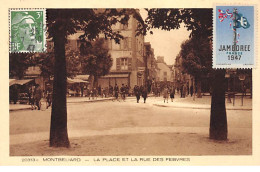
left=239, top=74, right=246, bottom=106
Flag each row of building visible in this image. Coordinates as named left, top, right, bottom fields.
left=19, top=12, right=175, bottom=94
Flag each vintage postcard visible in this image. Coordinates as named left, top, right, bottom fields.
left=0, top=0, right=260, bottom=166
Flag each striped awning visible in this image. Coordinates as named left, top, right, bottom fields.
left=101, top=74, right=129, bottom=78
left=9, top=79, right=34, bottom=86
left=67, top=78, right=89, bottom=84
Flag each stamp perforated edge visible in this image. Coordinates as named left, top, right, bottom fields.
left=9, top=8, right=47, bottom=53
left=212, top=3, right=258, bottom=69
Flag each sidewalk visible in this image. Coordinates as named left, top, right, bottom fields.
left=9, top=94, right=252, bottom=111
left=9, top=96, right=115, bottom=111
left=67, top=96, right=114, bottom=103
left=152, top=94, right=252, bottom=110
left=9, top=104, right=32, bottom=111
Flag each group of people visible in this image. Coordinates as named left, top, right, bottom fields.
left=29, top=84, right=52, bottom=110
left=79, top=84, right=130, bottom=101
left=152, top=83, right=194, bottom=101
left=28, top=84, right=42, bottom=110
left=9, top=83, right=52, bottom=110
left=85, top=84, right=148, bottom=103
left=133, top=85, right=148, bottom=103
left=77, top=84, right=132, bottom=100
left=113, top=84, right=131, bottom=101
left=162, top=86, right=176, bottom=103
left=177, top=84, right=194, bottom=98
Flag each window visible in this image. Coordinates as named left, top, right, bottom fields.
left=121, top=58, right=128, bottom=70
left=164, top=72, right=167, bottom=81
left=116, top=57, right=132, bottom=71
left=112, top=40, right=120, bottom=50
left=120, top=23, right=128, bottom=30
left=120, top=38, right=132, bottom=50
left=108, top=40, right=112, bottom=50
left=128, top=38, right=132, bottom=49
left=121, top=39, right=128, bottom=50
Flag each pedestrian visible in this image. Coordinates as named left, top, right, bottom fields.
left=80, top=84, right=84, bottom=97
left=10, top=85, right=19, bottom=104
left=157, top=86, right=161, bottom=97
left=34, top=84, right=42, bottom=110
left=98, top=85, right=101, bottom=96
left=186, top=84, right=189, bottom=96
left=170, top=87, right=175, bottom=102
left=29, top=85, right=36, bottom=110
left=142, top=86, right=148, bottom=103
left=242, top=84, right=246, bottom=96
left=180, top=85, right=183, bottom=98
left=89, top=88, right=93, bottom=100
left=46, top=87, right=52, bottom=109
left=125, top=84, right=129, bottom=96
left=163, top=87, right=169, bottom=103
left=190, top=85, right=194, bottom=97
left=101, top=88, right=104, bottom=98
left=109, top=85, right=113, bottom=97
left=134, top=85, right=141, bottom=103
left=120, top=84, right=126, bottom=101
left=183, top=84, right=186, bottom=98
left=114, top=84, right=119, bottom=101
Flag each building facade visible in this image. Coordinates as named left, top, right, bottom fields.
left=65, top=11, right=148, bottom=89
left=156, top=56, right=174, bottom=83
left=97, top=14, right=145, bottom=89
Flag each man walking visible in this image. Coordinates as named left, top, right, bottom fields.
left=190, top=85, right=194, bottom=97
left=34, top=84, right=42, bottom=110
left=114, top=84, right=119, bottom=101
left=170, top=86, right=175, bottom=102
left=163, top=86, right=169, bottom=103
left=120, top=84, right=126, bottom=101
left=142, top=86, right=148, bottom=103
left=134, top=85, right=141, bottom=103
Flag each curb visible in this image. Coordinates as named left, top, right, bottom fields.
left=153, top=104, right=252, bottom=111
left=9, top=107, right=32, bottom=112
left=10, top=98, right=115, bottom=111
left=67, top=98, right=114, bottom=104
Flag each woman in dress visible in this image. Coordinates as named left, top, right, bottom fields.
left=163, top=87, right=169, bottom=103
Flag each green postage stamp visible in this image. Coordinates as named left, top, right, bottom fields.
left=9, top=9, right=46, bottom=53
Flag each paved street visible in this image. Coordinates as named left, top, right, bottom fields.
left=10, top=96, right=252, bottom=156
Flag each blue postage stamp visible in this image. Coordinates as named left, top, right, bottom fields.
left=9, top=8, right=46, bottom=53
left=213, top=5, right=256, bottom=68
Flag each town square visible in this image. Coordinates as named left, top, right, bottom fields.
left=8, top=8, right=253, bottom=156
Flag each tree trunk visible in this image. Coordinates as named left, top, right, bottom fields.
left=49, top=14, right=70, bottom=147
left=210, top=70, right=228, bottom=140
left=93, top=75, right=98, bottom=88
left=196, top=77, right=202, bottom=98
left=89, top=75, right=94, bottom=89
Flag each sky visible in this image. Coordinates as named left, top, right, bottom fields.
left=139, top=9, right=191, bottom=65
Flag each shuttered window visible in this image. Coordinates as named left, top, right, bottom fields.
left=116, top=57, right=132, bottom=71
left=128, top=58, right=132, bottom=70
left=121, top=58, right=128, bottom=70
left=116, top=58, right=121, bottom=71
left=128, top=38, right=132, bottom=49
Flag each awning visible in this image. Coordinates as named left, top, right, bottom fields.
left=74, top=75, right=90, bottom=81
left=67, top=32, right=84, bottom=40
left=67, top=78, right=89, bottom=84
left=9, top=79, right=34, bottom=86
left=101, top=74, right=129, bottom=78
